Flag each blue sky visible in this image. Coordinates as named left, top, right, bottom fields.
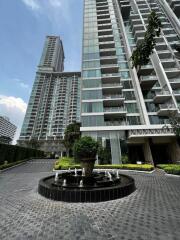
left=0, top=0, right=83, bottom=142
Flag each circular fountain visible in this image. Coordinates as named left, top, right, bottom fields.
left=38, top=169, right=135, bottom=202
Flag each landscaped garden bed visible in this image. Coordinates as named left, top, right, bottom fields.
left=54, top=157, right=154, bottom=171
left=0, top=159, right=28, bottom=171
left=157, top=164, right=180, bottom=175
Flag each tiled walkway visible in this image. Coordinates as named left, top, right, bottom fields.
left=0, top=159, right=180, bottom=240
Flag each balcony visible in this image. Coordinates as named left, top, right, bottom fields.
left=100, top=56, right=117, bottom=65
left=98, top=29, right=113, bottom=36
left=104, top=107, right=127, bottom=117
left=102, top=83, right=123, bottom=89
left=155, top=43, right=167, bottom=51
left=157, top=50, right=172, bottom=59
left=103, top=94, right=125, bottom=105
left=173, top=89, right=180, bottom=100
left=101, top=64, right=119, bottom=73
left=99, top=41, right=115, bottom=49
left=99, top=48, right=116, bottom=56
left=99, top=35, right=114, bottom=42
left=153, top=90, right=171, bottom=104
left=101, top=73, right=121, bottom=84
left=169, top=78, right=180, bottom=89
left=98, top=23, right=112, bottom=30
left=97, top=13, right=110, bottom=20
left=157, top=104, right=177, bottom=116
left=138, top=64, right=154, bottom=75
left=96, top=9, right=109, bottom=15
left=166, top=34, right=178, bottom=42
left=161, top=59, right=176, bottom=68
left=140, top=75, right=158, bottom=90
left=131, top=24, right=144, bottom=32
left=134, top=30, right=145, bottom=39
left=97, top=18, right=111, bottom=24
left=165, top=68, right=180, bottom=78
left=102, top=84, right=122, bottom=94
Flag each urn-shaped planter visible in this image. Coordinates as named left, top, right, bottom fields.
left=73, top=136, right=98, bottom=177
left=80, top=158, right=96, bottom=177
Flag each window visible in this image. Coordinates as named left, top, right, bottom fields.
left=126, top=103, right=139, bottom=113
left=82, top=116, right=104, bottom=127
left=123, top=91, right=135, bottom=100
left=82, top=90, right=102, bottom=100
left=82, top=102, right=103, bottom=112
left=83, top=69, right=101, bottom=78
left=82, top=79, right=101, bottom=88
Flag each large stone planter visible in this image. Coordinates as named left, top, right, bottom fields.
left=80, top=158, right=96, bottom=177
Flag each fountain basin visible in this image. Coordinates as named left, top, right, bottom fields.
left=38, top=171, right=135, bottom=202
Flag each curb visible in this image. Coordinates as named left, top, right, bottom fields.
left=165, top=173, right=180, bottom=177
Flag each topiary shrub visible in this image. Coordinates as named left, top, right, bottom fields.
left=73, top=136, right=99, bottom=176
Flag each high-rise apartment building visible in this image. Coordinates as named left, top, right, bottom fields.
left=0, top=116, right=17, bottom=144
left=19, top=36, right=81, bottom=154
left=81, top=0, right=180, bottom=164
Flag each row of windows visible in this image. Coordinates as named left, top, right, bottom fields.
left=82, top=79, right=133, bottom=89
left=81, top=116, right=141, bottom=127
left=82, top=70, right=130, bottom=79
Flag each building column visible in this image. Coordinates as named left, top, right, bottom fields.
left=168, top=139, right=180, bottom=163
left=143, top=139, right=154, bottom=166
left=110, top=132, right=121, bottom=164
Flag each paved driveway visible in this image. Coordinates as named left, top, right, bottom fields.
left=0, top=159, right=180, bottom=240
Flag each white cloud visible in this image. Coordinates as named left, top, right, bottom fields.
left=48, top=0, right=62, bottom=8
left=0, top=95, right=27, bottom=144
left=14, top=78, right=30, bottom=90
left=21, top=0, right=40, bottom=10
left=21, top=0, right=70, bottom=25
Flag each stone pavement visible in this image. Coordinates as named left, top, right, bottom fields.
left=0, top=159, right=180, bottom=240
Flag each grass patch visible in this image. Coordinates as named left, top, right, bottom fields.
left=157, top=164, right=180, bottom=175
left=0, top=159, right=28, bottom=170
left=54, top=157, right=154, bottom=171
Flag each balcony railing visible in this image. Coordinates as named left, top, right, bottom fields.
left=102, top=83, right=122, bottom=88
left=102, top=73, right=121, bottom=77
left=103, top=94, right=124, bottom=99
left=104, top=107, right=126, bottom=112
left=105, top=121, right=129, bottom=126
left=159, top=103, right=176, bottom=109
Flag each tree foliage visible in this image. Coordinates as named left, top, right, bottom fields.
left=164, top=111, right=180, bottom=137
left=63, top=122, right=81, bottom=156
left=131, top=11, right=162, bottom=71
left=73, top=136, right=98, bottom=160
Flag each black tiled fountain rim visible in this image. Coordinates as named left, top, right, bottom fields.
left=38, top=174, right=136, bottom=202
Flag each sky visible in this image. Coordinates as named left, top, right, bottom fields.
left=0, top=0, right=83, bottom=143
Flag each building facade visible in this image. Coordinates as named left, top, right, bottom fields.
left=0, top=116, right=17, bottom=144
left=19, top=36, right=81, bottom=155
left=81, top=0, right=180, bottom=165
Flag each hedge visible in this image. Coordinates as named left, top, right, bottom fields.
left=0, top=143, right=44, bottom=165
left=157, top=164, right=180, bottom=175
left=54, top=157, right=154, bottom=171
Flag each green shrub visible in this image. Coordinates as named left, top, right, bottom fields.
left=54, top=157, right=154, bottom=171
left=73, top=136, right=98, bottom=160
left=157, top=164, right=180, bottom=175
left=121, top=155, right=129, bottom=164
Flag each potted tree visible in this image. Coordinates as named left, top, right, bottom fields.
left=73, top=136, right=98, bottom=176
